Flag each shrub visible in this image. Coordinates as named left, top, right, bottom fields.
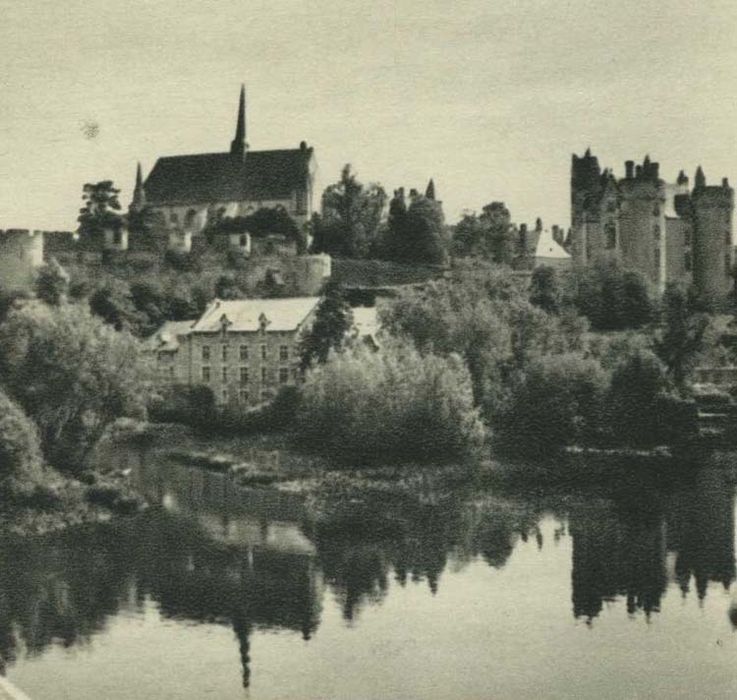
left=0, top=390, right=46, bottom=491
left=498, top=352, right=608, bottom=455
left=296, top=340, right=486, bottom=464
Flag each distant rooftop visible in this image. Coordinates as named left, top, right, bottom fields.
left=190, top=297, right=320, bottom=333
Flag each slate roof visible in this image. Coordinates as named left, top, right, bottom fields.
left=534, top=228, right=571, bottom=260
left=190, top=297, right=320, bottom=334
left=143, top=148, right=313, bottom=206
left=148, top=320, right=196, bottom=352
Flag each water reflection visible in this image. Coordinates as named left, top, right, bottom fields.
left=0, top=444, right=735, bottom=690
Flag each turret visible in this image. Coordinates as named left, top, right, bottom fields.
left=694, top=166, right=706, bottom=189
left=230, top=84, right=247, bottom=159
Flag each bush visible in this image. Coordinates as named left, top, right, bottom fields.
left=498, top=353, right=608, bottom=455
left=296, top=340, right=485, bottom=463
left=0, top=390, right=46, bottom=491
left=164, top=249, right=202, bottom=273
left=0, top=303, right=150, bottom=471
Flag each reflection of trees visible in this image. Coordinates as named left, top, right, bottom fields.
left=568, top=468, right=736, bottom=622
left=0, top=511, right=322, bottom=688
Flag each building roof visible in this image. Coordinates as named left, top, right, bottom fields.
left=534, top=228, right=571, bottom=260
left=144, top=148, right=313, bottom=206
left=190, top=297, right=320, bottom=334
left=148, top=320, right=195, bottom=352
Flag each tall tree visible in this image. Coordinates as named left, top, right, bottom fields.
left=299, top=281, right=354, bottom=370
left=312, top=165, right=386, bottom=258
left=529, top=265, right=560, bottom=314
left=385, top=192, right=447, bottom=265
left=450, top=202, right=515, bottom=264
left=77, top=181, right=124, bottom=247
left=34, top=258, right=70, bottom=306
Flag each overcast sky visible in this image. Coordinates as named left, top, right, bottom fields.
left=2, top=0, right=737, bottom=231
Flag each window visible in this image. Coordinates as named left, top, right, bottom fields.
left=652, top=204, right=660, bottom=217
left=240, top=345, right=249, bottom=361
left=239, top=389, right=249, bottom=404
left=185, top=209, right=197, bottom=228
left=261, top=344, right=268, bottom=360
left=202, top=367, right=211, bottom=382
left=296, top=188, right=307, bottom=215
left=654, top=248, right=661, bottom=269
left=169, top=366, right=175, bottom=378
left=170, top=212, right=179, bottom=224
left=604, top=222, right=616, bottom=250
left=684, top=251, right=692, bottom=272
left=239, top=234, right=248, bottom=248
left=222, top=389, right=229, bottom=404
left=653, top=224, right=660, bottom=240
left=222, top=367, right=228, bottom=383
left=279, top=368, right=289, bottom=384
left=202, top=346, right=211, bottom=362
left=261, top=390, right=270, bottom=403
left=261, top=367, right=268, bottom=383
left=240, top=367, right=249, bottom=384
left=113, top=229, right=122, bottom=245
left=222, top=344, right=229, bottom=362
left=279, top=345, right=289, bottom=362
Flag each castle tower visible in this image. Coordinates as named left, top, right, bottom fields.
left=130, top=162, right=146, bottom=213
left=230, top=84, right=247, bottom=159
left=425, top=178, right=436, bottom=200
left=570, top=149, right=603, bottom=264
left=617, top=155, right=666, bottom=291
left=691, top=169, right=733, bottom=304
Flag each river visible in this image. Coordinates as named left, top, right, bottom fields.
left=2, top=441, right=737, bottom=699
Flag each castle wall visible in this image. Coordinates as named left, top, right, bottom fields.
left=692, top=186, right=733, bottom=303
left=664, top=217, right=692, bottom=287
left=618, top=180, right=665, bottom=289
left=0, top=229, right=44, bottom=293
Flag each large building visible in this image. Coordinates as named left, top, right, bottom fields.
left=570, top=150, right=734, bottom=301
left=149, top=297, right=320, bottom=407
left=133, top=86, right=317, bottom=232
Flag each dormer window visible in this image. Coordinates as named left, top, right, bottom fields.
left=258, top=312, right=271, bottom=332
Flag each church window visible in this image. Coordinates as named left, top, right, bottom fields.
left=604, top=222, right=616, bottom=249
left=296, top=189, right=307, bottom=215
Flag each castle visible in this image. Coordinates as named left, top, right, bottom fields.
left=570, top=150, right=734, bottom=301
left=132, top=85, right=317, bottom=232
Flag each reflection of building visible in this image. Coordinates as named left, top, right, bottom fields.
left=571, top=151, right=734, bottom=299
left=136, top=86, right=317, bottom=232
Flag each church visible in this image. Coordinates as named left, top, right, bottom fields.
left=131, top=86, right=317, bottom=232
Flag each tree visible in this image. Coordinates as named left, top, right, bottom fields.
left=451, top=203, right=515, bottom=264
left=34, top=258, right=70, bottom=306
left=311, top=165, right=386, bottom=258
left=0, top=303, right=149, bottom=471
left=383, top=191, right=447, bottom=265
left=89, top=279, right=142, bottom=332
left=299, top=281, right=354, bottom=370
left=529, top=265, right=560, bottom=314
left=77, top=181, right=123, bottom=247
left=0, top=390, right=45, bottom=491
left=655, top=283, right=710, bottom=392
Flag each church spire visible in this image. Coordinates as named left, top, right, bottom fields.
left=131, top=161, right=146, bottom=212
left=425, top=178, right=436, bottom=200
left=230, top=84, right=246, bottom=159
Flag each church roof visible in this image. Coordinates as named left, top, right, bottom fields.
left=144, top=147, right=313, bottom=206
left=190, top=297, right=320, bottom=334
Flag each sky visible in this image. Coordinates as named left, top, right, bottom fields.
left=2, top=0, right=737, bottom=231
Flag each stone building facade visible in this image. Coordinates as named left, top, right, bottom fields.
left=149, top=297, right=320, bottom=407
left=133, top=86, right=317, bottom=233
left=0, top=229, right=44, bottom=293
left=570, top=150, right=733, bottom=301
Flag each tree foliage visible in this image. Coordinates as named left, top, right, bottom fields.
left=450, top=203, right=515, bottom=264
left=34, top=258, right=70, bottom=306
left=566, top=259, right=653, bottom=331
left=529, top=265, right=560, bottom=314
left=299, top=281, right=354, bottom=370
left=311, top=165, right=386, bottom=258
left=296, top=339, right=485, bottom=463
left=0, top=303, right=149, bottom=470
left=0, top=389, right=45, bottom=490
left=382, top=193, right=447, bottom=265
left=77, top=181, right=123, bottom=247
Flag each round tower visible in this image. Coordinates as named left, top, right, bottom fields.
left=691, top=169, right=734, bottom=305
